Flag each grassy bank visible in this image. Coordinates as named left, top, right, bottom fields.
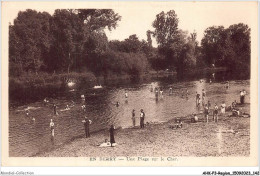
left=38, top=103, right=250, bottom=157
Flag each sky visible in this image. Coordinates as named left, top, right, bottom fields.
left=6, top=1, right=257, bottom=47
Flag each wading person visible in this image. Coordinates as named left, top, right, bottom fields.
left=160, top=88, right=163, bottom=98
left=132, top=109, right=136, bottom=127
left=44, top=98, right=48, bottom=106
left=83, top=116, right=92, bottom=138
left=169, top=87, right=173, bottom=95
left=226, top=81, right=229, bottom=89
left=50, top=119, right=55, bottom=137
left=109, top=125, right=115, bottom=147
left=155, top=88, right=159, bottom=99
left=53, top=103, right=57, bottom=115
left=213, top=104, right=219, bottom=122
left=140, top=109, right=145, bottom=128
left=26, top=110, right=29, bottom=117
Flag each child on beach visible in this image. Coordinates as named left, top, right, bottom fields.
left=191, top=114, right=198, bottom=123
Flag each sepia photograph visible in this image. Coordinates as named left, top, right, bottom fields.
left=1, top=1, right=258, bottom=167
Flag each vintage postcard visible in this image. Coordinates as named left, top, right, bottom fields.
left=1, top=1, right=258, bottom=167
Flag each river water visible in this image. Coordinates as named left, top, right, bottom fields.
left=9, top=71, right=250, bottom=156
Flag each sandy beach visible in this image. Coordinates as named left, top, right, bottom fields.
left=38, top=103, right=250, bottom=157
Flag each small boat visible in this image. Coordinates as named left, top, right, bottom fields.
left=94, top=85, right=102, bottom=89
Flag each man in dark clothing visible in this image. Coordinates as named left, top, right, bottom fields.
left=109, top=125, right=115, bottom=147
left=83, top=116, right=91, bottom=138
left=132, top=109, right=136, bottom=127
left=140, top=109, right=145, bottom=128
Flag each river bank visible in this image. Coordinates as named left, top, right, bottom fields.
left=38, top=102, right=250, bottom=157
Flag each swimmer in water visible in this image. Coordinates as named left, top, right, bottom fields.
left=65, top=105, right=70, bottom=110
left=160, top=89, right=163, bottom=98
left=81, top=94, right=85, bottom=100
left=81, top=104, right=86, bottom=112
left=44, top=98, right=49, bottom=106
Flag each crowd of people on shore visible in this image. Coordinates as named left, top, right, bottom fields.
left=22, top=79, right=249, bottom=148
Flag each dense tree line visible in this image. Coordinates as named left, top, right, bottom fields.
left=9, top=9, right=250, bottom=79
left=150, top=10, right=250, bottom=77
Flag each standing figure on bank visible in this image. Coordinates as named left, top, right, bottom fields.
left=202, top=89, right=206, bottom=99
left=109, top=125, right=116, bottom=147
left=196, top=92, right=200, bottom=106
left=132, top=109, right=136, bottom=127
left=213, top=104, right=219, bottom=122
left=240, top=91, right=244, bottom=104
left=83, top=116, right=92, bottom=138
left=140, top=109, right=145, bottom=128
left=204, top=104, right=209, bottom=123
left=50, top=119, right=55, bottom=137
left=220, top=101, right=226, bottom=115
left=242, top=89, right=246, bottom=104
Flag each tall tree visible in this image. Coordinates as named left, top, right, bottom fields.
left=48, top=9, right=84, bottom=73
left=9, top=9, right=52, bottom=73
left=77, top=9, right=121, bottom=31
left=152, top=10, right=187, bottom=77
left=201, top=26, right=226, bottom=66
left=201, top=23, right=250, bottom=76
